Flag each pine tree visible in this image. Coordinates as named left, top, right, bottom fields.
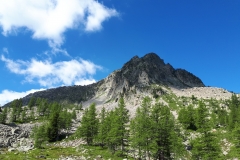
left=150, top=103, right=182, bottom=159
left=178, top=105, right=197, bottom=130
left=29, top=109, right=35, bottom=121
left=228, top=94, right=240, bottom=130
left=191, top=101, right=221, bottom=159
left=28, top=97, right=35, bottom=110
left=191, top=131, right=221, bottom=159
left=196, top=101, right=210, bottom=132
left=97, top=107, right=108, bottom=148
left=59, top=109, right=72, bottom=135
left=0, top=107, right=8, bottom=124
left=115, top=96, right=129, bottom=156
left=130, top=97, right=152, bottom=159
left=72, top=109, right=77, bottom=120
left=46, top=102, right=61, bottom=142
left=32, top=124, right=48, bottom=148
left=21, top=108, right=27, bottom=123
left=77, top=103, right=98, bottom=145
left=229, top=123, right=240, bottom=158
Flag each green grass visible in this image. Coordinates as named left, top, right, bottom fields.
left=0, top=145, right=134, bottom=160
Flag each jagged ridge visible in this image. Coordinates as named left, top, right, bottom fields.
left=4, top=53, right=204, bottom=107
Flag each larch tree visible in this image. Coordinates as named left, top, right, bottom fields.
left=77, top=103, right=99, bottom=145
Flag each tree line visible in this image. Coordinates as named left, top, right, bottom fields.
left=1, top=94, right=240, bottom=159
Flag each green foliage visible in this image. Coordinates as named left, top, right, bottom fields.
left=97, top=107, right=108, bottom=147
left=59, top=109, right=73, bottom=134
left=229, top=124, right=240, bottom=158
left=28, top=97, right=36, bottom=110
left=0, top=107, right=8, bottom=124
left=130, top=97, right=152, bottom=159
left=71, top=109, right=77, bottom=120
left=0, top=145, right=134, bottom=160
left=77, top=103, right=99, bottom=145
left=131, top=97, right=184, bottom=159
left=150, top=103, right=184, bottom=159
left=178, top=105, right=197, bottom=130
left=46, top=102, right=61, bottom=142
left=228, top=94, right=240, bottom=130
left=191, top=101, right=221, bottom=159
left=10, top=99, right=22, bottom=122
left=108, top=97, right=129, bottom=156
left=191, top=131, right=221, bottom=159
left=20, top=108, right=27, bottom=123
left=196, top=101, right=210, bottom=132
left=32, top=124, right=48, bottom=148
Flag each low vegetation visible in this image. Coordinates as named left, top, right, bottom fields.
left=1, top=91, right=240, bottom=159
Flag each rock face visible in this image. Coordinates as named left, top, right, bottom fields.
left=112, top=53, right=204, bottom=88
left=0, top=123, right=34, bottom=151
left=3, top=52, right=204, bottom=107
left=101, top=53, right=204, bottom=99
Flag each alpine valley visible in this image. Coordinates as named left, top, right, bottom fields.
left=0, top=53, right=239, bottom=160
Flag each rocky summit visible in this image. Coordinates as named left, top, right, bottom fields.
left=4, top=53, right=204, bottom=107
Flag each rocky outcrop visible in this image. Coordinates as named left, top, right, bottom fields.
left=174, top=69, right=204, bottom=87
left=0, top=123, right=34, bottom=152
left=99, top=53, right=205, bottom=99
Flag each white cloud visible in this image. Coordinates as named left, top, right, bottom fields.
left=2, top=47, right=8, bottom=54
left=0, top=0, right=118, bottom=46
left=0, top=89, right=45, bottom=106
left=1, top=55, right=102, bottom=87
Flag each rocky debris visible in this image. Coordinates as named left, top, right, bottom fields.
left=171, top=87, right=233, bottom=100
left=0, top=123, right=35, bottom=152
left=59, top=155, right=88, bottom=160
left=221, top=138, right=232, bottom=156
left=54, top=139, right=86, bottom=148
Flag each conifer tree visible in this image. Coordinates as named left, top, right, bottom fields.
left=21, top=108, right=27, bottom=123
left=46, top=102, right=61, bottom=142
left=229, top=123, right=240, bottom=158
left=228, top=94, right=240, bottom=130
left=0, top=107, right=8, bottom=124
left=29, top=109, right=35, bottom=121
left=59, top=109, right=72, bottom=135
left=196, top=101, right=210, bottom=132
left=115, top=96, right=129, bottom=155
left=191, top=101, right=221, bottom=159
left=77, top=103, right=98, bottom=145
left=33, top=124, right=48, bottom=148
left=28, top=97, right=35, bottom=110
left=191, top=131, right=221, bottom=159
left=104, top=97, right=129, bottom=155
left=72, top=109, right=77, bottom=120
left=130, top=97, right=152, bottom=159
left=178, top=105, right=197, bottom=130
left=150, top=103, right=182, bottom=159
left=97, top=107, right=108, bottom=148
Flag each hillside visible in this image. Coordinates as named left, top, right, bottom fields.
left=1, top=53, right=240, bottom=159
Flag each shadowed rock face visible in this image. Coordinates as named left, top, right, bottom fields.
left=4, top=53, right=204, bottom=107
left=110, top=52, right=204, bottom=88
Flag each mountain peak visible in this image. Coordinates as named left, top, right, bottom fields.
left=4, top=53, right=205, bottom=107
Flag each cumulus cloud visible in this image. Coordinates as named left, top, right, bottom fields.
left=0, top=89, right=45, bottom=106
left=0, top=0, right=118, bottom=46
left=1, top=55, right=102, bottom=87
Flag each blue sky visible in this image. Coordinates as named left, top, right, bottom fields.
left=0, top=0, right=239, bottom=105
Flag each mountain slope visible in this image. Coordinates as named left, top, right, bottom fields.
left=4, top=53, right=204, bottom=107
